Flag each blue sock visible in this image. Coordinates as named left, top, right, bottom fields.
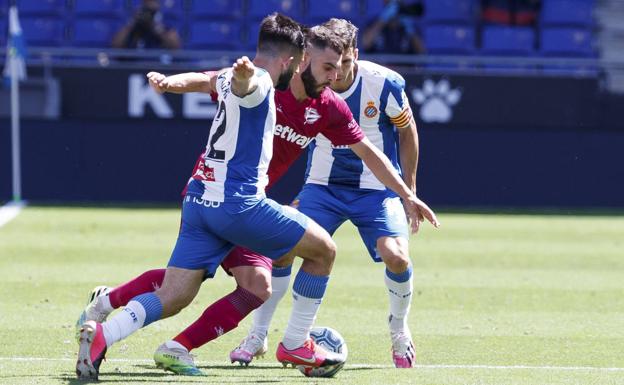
left=133, top=293, right=163, bottom=326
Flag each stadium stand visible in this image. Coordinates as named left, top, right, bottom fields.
left=16, top=0, right=64, bottom=17
left=423, top=24, right=476, bottom=55
left=540, top=0, right=594, bottom=28
left=481, top=25, right=535, bottom=56
left=422, top=0, right=475, bottom=24
left=5, top=0, right=598, bottom=74
left=20, top=16, right=64, bottom=46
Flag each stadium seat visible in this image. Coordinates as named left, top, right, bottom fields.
left=306, top=0, right=359, bottom=23
left=71, top=19, right=119, bottom=47
left=245, top=21, right=261, bottom=49
left=540, top=27, right=594, bottom=57
left=188, top=21, right=242, bottom=50
left=248, top=0, right=302, bottom=20
left=189, top=0, right=242, bottom=19
left=423, top=24, right=475, bottom=55
left=131, top=0, right=185, bottom=20
left=363, top=0, right=385, bottom=21
left=423, top=0, right=475, bottom=24
left=541, top=0, right=594, bottom=27
left=20, top=17, right=64, bottom=46
left=481, top=26, right=535, bottom=56
left=16, top=0, right=65, bottom=16
left=0, top=20, right=6, bottom=47
left=73, top=0, right=125, bottom=17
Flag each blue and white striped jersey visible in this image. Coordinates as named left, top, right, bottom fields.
left=186, top=68, right=275, bottom=202
left=305, top=60, right=412, bottom=191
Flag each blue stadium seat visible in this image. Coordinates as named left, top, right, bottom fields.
left=481, top=26, right=535, bottom=55
left=17, top=0, right=65, bottom=16
left=540, top=27, right=594, bottom=57
left=245, top=21, right=261, bottom=49
left=306, top=0, right=359, bottom=23
left=248, top=0, right=302, bottom=20
left=188, top=21, right=242, bottom=49
left=541, top=0, right=594, bottom=27
left=0, top=20, right=6, bottom=47
left=189, top=0, right=242, bottom=19
left=131, top=0, right=185, bottom=20
left=73, top=0, right=125, bottom=17
left=72, top=19, right=119, bottom=47
left=363, top=0, right=385, bottom=20
left=424, top=24, right=475, bottom=55
left=20, top=17, right=64, bottom=46
left=423, top=0, right=475, bottom=24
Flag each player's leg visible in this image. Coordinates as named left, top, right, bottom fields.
left=76, top=198, right=230, bottom=380
left=351, top=190, right=415, bottom=368
left=154, top=248, right=271, bottom=374
left=377, top=236, right=416, bottom=368
left=75, top=269, right=167, bottom=335
left=223, top=195, right=344, bottom=368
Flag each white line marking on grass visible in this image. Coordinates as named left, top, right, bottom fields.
left=0, top=200, right=25, bottom=228
left=1, top=357, right=623, bottom=372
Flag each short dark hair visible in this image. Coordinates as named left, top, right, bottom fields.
left=321, top=18, right=359, bottom=50
left=257, top=13, right=305, bottom=56
left=306, top=24, right=345, bottom=54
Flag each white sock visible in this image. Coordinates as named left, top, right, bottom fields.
left=281, top=294, right=321, bottom=350
left=101, top=300, right=147, bottom=347
left=385, top=268, right=413, bottom=334
left=251, top=274, right=291, bottom=338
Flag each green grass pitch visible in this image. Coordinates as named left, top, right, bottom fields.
left=1, top=206, right=623, bottom=384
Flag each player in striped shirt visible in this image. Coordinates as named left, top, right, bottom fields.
left=236, top=18, right=429, bottom=368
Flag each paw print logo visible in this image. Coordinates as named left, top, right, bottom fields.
left=411, top=79, right=462, bottom=123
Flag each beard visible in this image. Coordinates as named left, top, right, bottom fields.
left=275, top=65, right=295, bottom=91
left=300, top=65, right=325, bottom=98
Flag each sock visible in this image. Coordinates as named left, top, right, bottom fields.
left=250, top=264, right=292, bottom=338
left=385, top=265, right=413, bottom=334
left=101, top=293, right=162, bottom=347
left=108, top=269, right=166, bottom=309
left=173, top=286, right=263, bottom=351
left=282, top=269, right=329, bottom=350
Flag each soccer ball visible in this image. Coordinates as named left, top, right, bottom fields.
left=297, top=326, right=348, bottom=378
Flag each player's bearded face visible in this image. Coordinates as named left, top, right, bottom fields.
left=276, top=59, right=299, bottom=91
left=301, top=63, right=326, bottom=98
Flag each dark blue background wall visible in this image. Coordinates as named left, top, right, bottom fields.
left=2, top=118, right=623, bottom=207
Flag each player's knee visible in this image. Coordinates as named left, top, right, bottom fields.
left=321, top=237, right=337, bottom=264
left=240, top=275, right=271, bottom=302
left=156, top=287, right=195, bottom=316
left=379, top=244, right=410, bottom=273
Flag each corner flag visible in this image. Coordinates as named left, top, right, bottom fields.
left=3, top=5, right=27, bottom=83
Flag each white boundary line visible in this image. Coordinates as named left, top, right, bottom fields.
left=0, top=357, right=623, bottom=372
left=0, top=200, right=25, bottom=228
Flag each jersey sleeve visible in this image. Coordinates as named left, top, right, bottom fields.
left=321, top=94, right=365, bottom=146
left=233, top=69, right=273, bottom=108
left=384, top=73, right=413, bottom=129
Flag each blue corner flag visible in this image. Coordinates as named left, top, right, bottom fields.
left=3, top=5, right=27, bottom=84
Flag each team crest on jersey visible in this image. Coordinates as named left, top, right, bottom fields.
left=193, top=162, right=216, bottom=182
left=364, top=101, right=378, bottom=118
left=304, top=107, right=321, bottom=124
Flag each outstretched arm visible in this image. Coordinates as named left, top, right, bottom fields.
left=350, top=137, right=439, bottom=233
left=146, top=71, right=218, bottom=94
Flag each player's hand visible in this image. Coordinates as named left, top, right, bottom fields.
left=403, top=195, right=440, bottom=234
left=146, top=71, right=169, bottom=94
left=232, top=56, right=255, bottom=82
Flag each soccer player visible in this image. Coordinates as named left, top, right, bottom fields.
left=231, top=18, right=428, bottom=368
left=76, top=23, right=439, bottom=376
left=75, top=14, right=346, bottom=380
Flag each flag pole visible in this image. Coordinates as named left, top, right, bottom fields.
left=10, top=43, right=21, bottom=203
